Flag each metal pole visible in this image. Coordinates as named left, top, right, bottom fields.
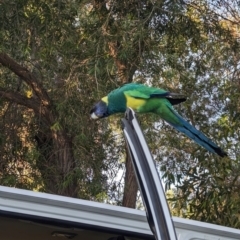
left=121, top=108, right=177, bottom=240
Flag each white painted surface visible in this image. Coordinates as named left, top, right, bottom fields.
left=0, top=186, right=240, bottom=240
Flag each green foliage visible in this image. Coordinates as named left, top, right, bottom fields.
left=0, top=0, right=240, bottom=228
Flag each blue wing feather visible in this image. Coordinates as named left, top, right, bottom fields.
left=165, top=106, right=227, bottom=157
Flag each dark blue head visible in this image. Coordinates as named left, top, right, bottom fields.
left=90, top=100, right=109, bottom=119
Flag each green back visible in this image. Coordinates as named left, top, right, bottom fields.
left=119, top=83, right=168, bottom=98
left=107, top=83, right=169, bottom=114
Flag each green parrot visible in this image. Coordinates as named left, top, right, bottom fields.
left=90, top=83, right=227, bottom=157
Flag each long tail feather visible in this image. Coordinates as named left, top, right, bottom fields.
left=166, top=109, right=227, bottom=157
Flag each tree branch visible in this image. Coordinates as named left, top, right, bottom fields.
left=0, top=52, right=51, bottom=106
left=107, top=41, right=139, bottom=83
left=0, top=87, right=40, bottom=109
left=0, top=87, right=53, bottom=125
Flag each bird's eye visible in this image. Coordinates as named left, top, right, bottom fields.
left=90, top=107, right=95, bottom=114
left=103, top=112, right=109, bottom=117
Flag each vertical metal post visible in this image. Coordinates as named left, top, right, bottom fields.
left=121, top=108, right=177, bottom=240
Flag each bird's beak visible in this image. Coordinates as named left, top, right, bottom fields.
left=90, top=100, right=108, bottom=119
left=90, top=112, right=99, bottom=119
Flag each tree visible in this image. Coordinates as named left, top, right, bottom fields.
left=0, top=0, right=240, bottom=228
left=0, top=0, right=108, bottom=198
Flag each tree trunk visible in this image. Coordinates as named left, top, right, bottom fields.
left=94, top=1, right=149, bottom=208
left=35, top=129, right=77, bottom=197
left=106, top=42, right=139, bottom=208
left=0, top=52, right=78, bottom=197
left=122, top=152, right=139, bottom=208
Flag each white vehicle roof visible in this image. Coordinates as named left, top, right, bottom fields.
left=0, top=185, right=240, bottom=240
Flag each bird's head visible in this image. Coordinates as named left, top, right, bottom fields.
left=90, top=96, right=109, bottom=119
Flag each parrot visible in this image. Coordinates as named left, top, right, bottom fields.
left=90, top=83, right=227, bottom=157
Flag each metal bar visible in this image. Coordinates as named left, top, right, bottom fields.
left=121, top=108, right=177, bottom=240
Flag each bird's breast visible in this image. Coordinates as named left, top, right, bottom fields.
left=125, top=95, right=146, bottom=111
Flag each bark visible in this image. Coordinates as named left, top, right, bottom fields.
left=0, top=52, right=77, bottom=197
left=106, top=43, right=139, bottom=208
left=35, top=129, right=77, bottom=197
left=122, top=149, right=139, bottom=207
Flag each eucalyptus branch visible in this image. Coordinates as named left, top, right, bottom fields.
left=0, top=52, right=51, bottom=107
left=0, top=87, right=40, bottom=110
left=0, top=87, right=54, bottom=125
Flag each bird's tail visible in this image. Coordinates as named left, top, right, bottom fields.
left=165, top=108, right=227, bottom=157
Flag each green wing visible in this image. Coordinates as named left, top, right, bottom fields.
left=123, top=84, right=186, bottom=105
left=124, top=84, right=169, bottom=99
